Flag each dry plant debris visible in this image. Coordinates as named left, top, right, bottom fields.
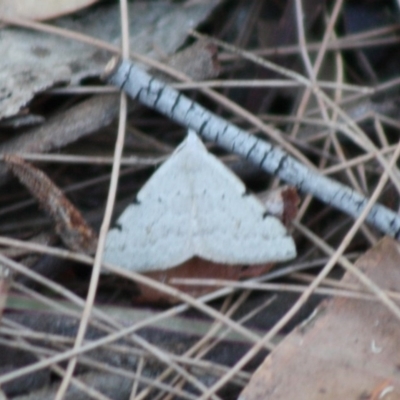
left=1, top=0, right=400, bottom=399
left=4, top=155, right=98, bottom=254
left=0, top=0, right=100, bottom=21
left=239, top=237, right=400, bottom=400
left=0, top=1, right=219, bottom=119
left=0, top=40, right=219, bottom=185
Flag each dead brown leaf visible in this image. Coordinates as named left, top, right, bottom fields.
left=239, top=237, right=400, bottom=400
left=0, top=0, right=99, bottom=21
left=135, top=258, right=275, bottom=304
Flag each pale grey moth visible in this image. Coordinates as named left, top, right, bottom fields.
left=104, top=130, right=296, bottom=272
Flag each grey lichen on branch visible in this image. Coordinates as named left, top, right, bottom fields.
left=102, top=57, right=400, bottom=239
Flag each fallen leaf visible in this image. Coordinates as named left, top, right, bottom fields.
left=0, top=0, right=99, bottom=21
left=164, top=41, right=220, bottom=82
left=0, top=1, right=220, bottom=120
left=239, top=237, right=400, bottom=400
left=136, top=258, right=275, bottom=303
left=0, top=40, right=220, bottom=186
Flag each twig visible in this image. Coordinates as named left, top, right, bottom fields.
left=4, top=155, right=98, bottom=254
left=53, top=0, right=129, bottom=397
left=102, top=58, right=400, bottom=239
left=226, top=24, right=400, bottom=58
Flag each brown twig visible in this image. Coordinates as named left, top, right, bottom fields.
left=4, top=155, right=98, bottom=254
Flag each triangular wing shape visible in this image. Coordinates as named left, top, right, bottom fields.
left=104, top=131, right=296, bottom=271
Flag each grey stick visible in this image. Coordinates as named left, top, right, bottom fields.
left=103, top=58, right=400, bottom=239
